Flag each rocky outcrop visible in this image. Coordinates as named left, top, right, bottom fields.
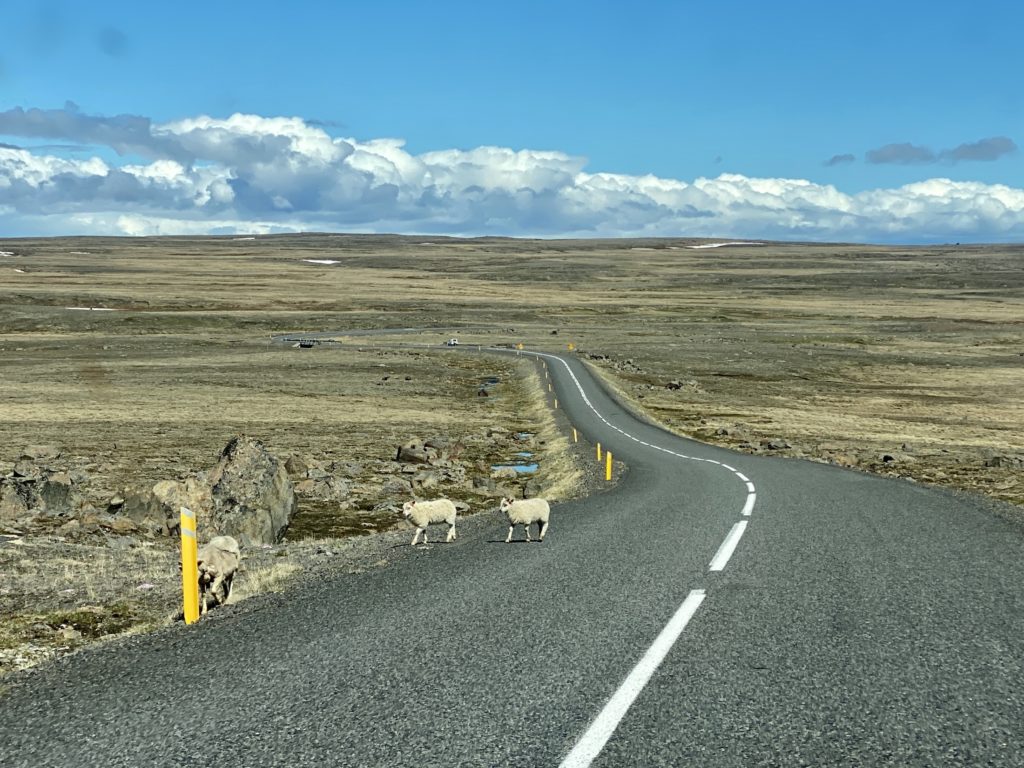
left=205, top=436, right=296, bottom=547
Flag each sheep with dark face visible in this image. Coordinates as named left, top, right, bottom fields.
left=197, top=535, right=241, bottom=614
left=499, top=497, right=550, bottom=543
left=402, top=498, right=458, bottom=545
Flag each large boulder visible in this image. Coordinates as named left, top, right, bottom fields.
left=206, top=436, right=296, bottom=546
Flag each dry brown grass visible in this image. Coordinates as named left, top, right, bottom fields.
left=0, top=234, right=1021, bottom=673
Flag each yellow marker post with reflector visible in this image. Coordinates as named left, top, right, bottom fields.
left=606, top=451, right=613, bottom=481
left=596, top=442, right=602, bottom=461
left=573, top=428, right=578, bottom=443
left=180, top=506, right=199, bottom=625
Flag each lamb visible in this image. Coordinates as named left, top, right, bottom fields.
left=197, top=535, right=241, bottom=615
left=402, top=498, right=458, bottom=545
left=499, top=496, right=551, bottom=543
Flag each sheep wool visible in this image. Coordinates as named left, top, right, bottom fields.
left=499, top=497, right=551, bottom=543
left=402, top=498, right=458, bottom=545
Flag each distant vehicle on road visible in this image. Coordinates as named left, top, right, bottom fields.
left=446, top=338, right=459, bottom=346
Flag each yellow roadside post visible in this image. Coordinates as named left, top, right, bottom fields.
left=606, top=451, right=613, bottom=481
left=554, top=398, right=558, bottom=409
left=567, top=343, right=575, bottom=351
left=596, top=442, right=602, bottom=461
left=573, top=428, right=578, bottom=443
left=180, top=506, right=199, bottom=625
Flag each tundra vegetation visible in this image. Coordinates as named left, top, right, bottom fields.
left=0, top=234, right=1021, bottom=673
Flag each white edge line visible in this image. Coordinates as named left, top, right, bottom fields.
left=559, top=589, right=707, bottom=768
left=709, top=520, right=748, bottom=572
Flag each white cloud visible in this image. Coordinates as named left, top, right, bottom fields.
left=1, top=106, right=1023, bottom=242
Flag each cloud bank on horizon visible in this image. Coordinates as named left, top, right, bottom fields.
left=1, top=105, right=1022, bottom=243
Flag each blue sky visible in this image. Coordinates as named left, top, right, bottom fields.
left=1, top=0, right=1022, bottom=241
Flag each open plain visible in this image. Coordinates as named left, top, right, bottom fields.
left=1, top=233, right=1022, bottom=673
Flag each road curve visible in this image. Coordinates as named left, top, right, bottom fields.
left=2, top=346, right=1023, bottom=767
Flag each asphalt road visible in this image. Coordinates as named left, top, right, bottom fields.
left=2, top=349, right=1023, bottom=767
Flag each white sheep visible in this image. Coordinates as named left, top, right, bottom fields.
left=402, top=498, right=458, bottom=545
left=499, top=496, right=550, bottom=543
left=197, top=535, right=241, bottom=615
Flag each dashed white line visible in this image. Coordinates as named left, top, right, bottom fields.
left=709, top=521, right=749, bottom=571
left=495, top=348, right=758, bottom=765
left=558, top=590, right=707, bottom=768
left=741, top=493, right=756, bottom=517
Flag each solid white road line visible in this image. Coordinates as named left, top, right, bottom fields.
left=558, top=590, right=707, bottom=768
left=709, top=521, right=749, bottom=572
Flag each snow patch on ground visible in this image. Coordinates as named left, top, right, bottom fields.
left=686, top=242, right=764, bottom=249
left=301, top=259, right=340, bottom=265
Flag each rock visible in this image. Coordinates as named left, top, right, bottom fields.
left=39, top=472, right=74, bottom=513
left=472, top=476, right=497, bottom=491
left=762, top=438, right=792, bottom=451
left=666, top=380, right=683, bottom=390
left=491, top=467, right=519, bottom=481
left=118, top=486, right=174, bottom=536
left=381, top=477, right=413, bottom=496
left=20, top=445, right=61, bottom=461
left=206, top=436, right=296, bottom=547
left=294, top=479, right=316, bottom=495
left=396, top=438, right=437, bottom=464
left=12, top=460, right=40, bottom=479
left=284, top=456, right=309, bottom=478
left=413, top=472, right=440, bottom=490
left=103, top=517, right=138, bottom=534
left=58, top=519, right=81, bottom=534
left=335, top=462, right=364, bottom=478
left=984, top=454, right=1023, bottom=468
left=424, top=436, right=452, bottom=451
left=0, top=484, right=30, bottom=522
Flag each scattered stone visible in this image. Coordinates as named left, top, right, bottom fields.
left=984, top=454, right=1023, bottom=468
left=284, top=455, right=309, bottom=478
left=20, top=445, right=61, bottom=461
left=396, top=438, right=436, bottom=464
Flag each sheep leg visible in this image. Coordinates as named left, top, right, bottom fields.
left=524, top=523, right=532, bottom=543
left=223, top=573, right=234, bottom=603
left=422, top=528, right=429, bottom=545
left=209, top=572, right=226, bottom=606
left=538, top=521, right=549, bottom=541
left=506, top=525, right=514, bottom=543
left=446, top=523, right=456, bottom=543
left=410, top=528, right=422, bottom=546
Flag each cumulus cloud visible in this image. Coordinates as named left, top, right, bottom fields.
left=1, top=105, right=1024, bottom=242
left=824, top=153, right=855, bottom=167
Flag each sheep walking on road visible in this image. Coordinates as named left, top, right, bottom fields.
left=402, top=498, right=458, bottom=546
left=499, top=496, right=550, bottom=543
left=197, top=535, right=241, bottom=615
